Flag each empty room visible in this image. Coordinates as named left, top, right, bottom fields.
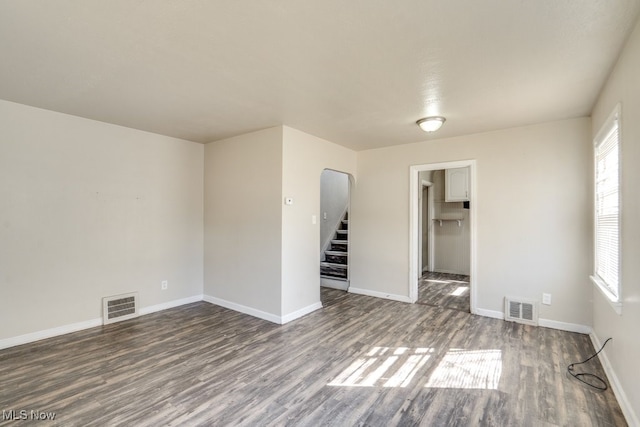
left=1, top=1, right=639, bottom=426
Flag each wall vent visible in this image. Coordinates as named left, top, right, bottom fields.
left=504, top=297, right=538, bottom=326
left=102, top=292, right=139, bottom=325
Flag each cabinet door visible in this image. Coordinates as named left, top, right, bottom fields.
left=445, top=167, right=469, bottom=201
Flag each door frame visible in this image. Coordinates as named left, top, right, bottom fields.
left=319, top=168, right=353, bottom=291
left=418, top=180, right=434, bottom=273
left=409, top=160, right=477, bottom=313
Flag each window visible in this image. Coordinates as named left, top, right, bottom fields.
left=591, top=105, right=621, bottom=312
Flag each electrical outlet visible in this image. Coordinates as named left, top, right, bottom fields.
left=542, top=293, right=551, bottom=305
left=161, top=280, right=168, bottom=290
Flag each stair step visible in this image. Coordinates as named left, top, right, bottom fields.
left=321, top=262, right=347, bottom=269
left=325, top=252, right=347, bottom=264
left=325, top=251, right=347, bottom=256
left=334, top=231, right=348, bottom=241
left=320, top=274, right=349, bottom=282
left=320, top=262, right=348, bottom=279
left=331, top=239, right=348, bottom=245
left=321, top=272, right=347, bottom=279
left=330, top=244, right=348, bottom=253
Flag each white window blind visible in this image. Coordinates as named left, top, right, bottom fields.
left=594, top=111, right=620, bottom=301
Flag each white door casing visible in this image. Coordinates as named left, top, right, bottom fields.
left=409, top=160, right=477, bottom=313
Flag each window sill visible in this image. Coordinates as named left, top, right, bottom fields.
left=590, top=275, right=622, bottom=315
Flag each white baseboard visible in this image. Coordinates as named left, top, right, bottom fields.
left=0, top=317, right=102, bottom=350
left=474, top=308, right=504, bottom=320
left=281, top=302, right=323, bottom=324
left=139, top=294, right=203, bottom=316
left=348, top=287, right=412, bottom=303
left=473, top=308, right=592, bottom=335
left=203, top=294, right=281, bottom=324
left=0, top=294, right=205, bottom=350
left=590, top=332, right=639, bottom=427
left=539, top=318, right=591, bottom=334
left=321, top=277, right=349, bottom=291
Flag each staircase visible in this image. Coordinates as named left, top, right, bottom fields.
left=321, top=212, right=348, bottom=280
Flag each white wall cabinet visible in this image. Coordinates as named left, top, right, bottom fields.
left=445, top=167, right=469, bottom=202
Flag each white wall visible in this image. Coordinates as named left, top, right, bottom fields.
left=203, top=127, right=283, bottom=318
left=350, top=118, right=592, bottom=326
left=591, top=17, right=640, bottom=423
left=320, top=169, right=349, bottom=252
left=281, top=126, right=356, bottom=317
left=0, top=100, right=204, bottom=341
left=203, top=126, right=356, bottom=322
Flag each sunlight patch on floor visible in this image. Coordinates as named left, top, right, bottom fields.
left=423, top=279, right=468, bottom=284
left=450, top=286, right=469, bottom=296
left=328, top=347, right=433, bottom=388
left=425, top=349, right=502, bottom=389
left=328, top=347, right=501, bottom=389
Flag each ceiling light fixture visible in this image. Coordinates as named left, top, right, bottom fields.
left=417, top=116, right=446, bottom=132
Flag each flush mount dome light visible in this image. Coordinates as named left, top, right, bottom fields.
left=417, top=116, right=446, bottom=132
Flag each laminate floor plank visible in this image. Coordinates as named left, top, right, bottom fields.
left=0, top=290, right=626, bottom=426
left=418, top=272, right=470, bottom=312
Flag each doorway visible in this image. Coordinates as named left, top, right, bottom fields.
left=319, top=169, right=351, bottom=303
left=409, top=161, right=477, bottom=313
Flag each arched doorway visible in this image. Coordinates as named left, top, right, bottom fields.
left=319, top=169, right=351, bottom=306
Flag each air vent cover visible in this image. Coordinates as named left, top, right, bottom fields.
left=504, top=297, right=538, bottom=326
left=103, top=292, right=139, bottom=325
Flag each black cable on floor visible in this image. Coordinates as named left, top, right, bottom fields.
left=567, top=337, right=612, bottom=391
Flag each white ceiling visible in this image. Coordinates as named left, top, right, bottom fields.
left=1, top=1, right=638, bottom=151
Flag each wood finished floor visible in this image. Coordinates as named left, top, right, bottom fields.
left=0, top=289, right=626, bottom=426
left=418, top=271, right=471, bottom=313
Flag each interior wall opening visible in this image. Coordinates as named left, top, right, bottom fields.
left=410, top=161, right=477, bottom=314
left=319, top=169, right=351, bottom=301
left=418, top=169, right=470, bottom=312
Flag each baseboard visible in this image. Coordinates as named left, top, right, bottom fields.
left=281, top=302, right=323, bottom=324
left=139, top=294, right=203, bottom=316
left=0, top=294, right=205, bottom=351
left=538, top=318, right=591, bottom=334
left=348, top=287, right=412, bottom=303
left=590, top=332, right=639, bottom=426
left=0, top=317, right=102, bottom=350
left=203, top=294, right=281, bottom=324
left=473, top=309, right=592, bottom=335
left=474, top=308, right=504, bottom=320
left=321, top=277, right=349, bottom=291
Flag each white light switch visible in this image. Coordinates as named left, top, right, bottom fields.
left=284, top=197, right=293, bottom=205
left=312, top=215, right=317, bottom=224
